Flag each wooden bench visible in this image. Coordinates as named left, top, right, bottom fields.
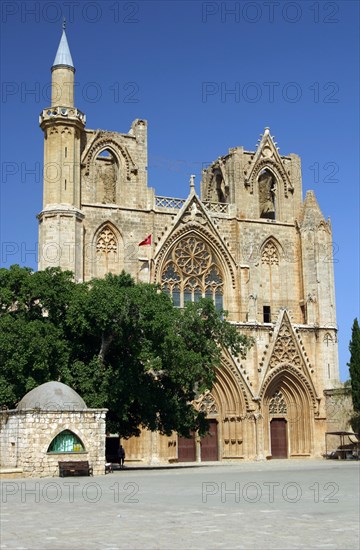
left=59, top=461, right=93, bottom=477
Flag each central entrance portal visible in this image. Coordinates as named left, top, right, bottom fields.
left=270, top=418, right=288, bottom=458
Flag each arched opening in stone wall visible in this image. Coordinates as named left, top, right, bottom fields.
left=204, top=161, right=229, bottom=204
left=177, top=359, right=249, bottom=462
left=47, top=430, right=85, bottom=453
left=263, top=370, right=314, bottom=458
left=258, top=169, right=276, bottom=219
left=94, top=148, right=119, bottom=204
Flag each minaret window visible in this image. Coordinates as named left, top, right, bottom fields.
left=161, top=235, right=224, bottom=310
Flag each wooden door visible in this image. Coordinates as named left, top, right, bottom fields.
left=178, top=432, right=196, bottom=462
left=270, top=418, right=288, bottom=458
left=201, top=420, right=218, bottom=461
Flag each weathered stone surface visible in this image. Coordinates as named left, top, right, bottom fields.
left=34, top=31, right=346, bottom=465
left=0, top=408, right=107, bottom=477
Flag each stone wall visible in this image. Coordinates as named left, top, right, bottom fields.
left=325, top=387, right=354, bottom=432
left=0, top=409, right=107, bottom=477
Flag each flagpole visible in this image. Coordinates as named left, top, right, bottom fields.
left=138, top=234, right=153, bottom=284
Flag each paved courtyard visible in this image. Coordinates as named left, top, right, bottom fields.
left=0, top=460, right=359, bottom=549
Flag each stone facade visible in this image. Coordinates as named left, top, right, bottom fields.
left=0, top=409, right=107, bottom=477
left=0, top=382, right=107, bottom=477
left=37, top=30, right=340, bottom=463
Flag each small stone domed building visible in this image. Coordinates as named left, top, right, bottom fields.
left=0, top=382, right=107, bottom=477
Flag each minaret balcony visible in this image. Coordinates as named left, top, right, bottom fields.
left=39, top=107, right=86, bottom=126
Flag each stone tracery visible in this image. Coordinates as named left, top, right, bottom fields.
left=269, top=390, right=287, bottom=415
left=268, top=321, right=302, bottom=369
left=161, top=235, right=223, bottom=309
left=96, top=226, right=118, bottom=256
left=197, top=392, right=218, bottom=415
left=261, top=240, right=280, bottom=265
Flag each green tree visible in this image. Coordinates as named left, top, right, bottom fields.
left=0, top=266, right=253, bottom=437
left=348, top=318, right=360, bottom=413
left=0, top=266, right=74, bottom=405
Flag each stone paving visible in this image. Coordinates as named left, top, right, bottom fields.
left=0, top=460, right=359, bottom=549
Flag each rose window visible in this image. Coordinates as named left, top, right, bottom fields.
left=174, top=237, right=211, bottom=275
left=161, top=235, right=224, bottom=309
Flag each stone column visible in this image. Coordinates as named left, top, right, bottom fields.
left=254, top=413, right=266, bottom=461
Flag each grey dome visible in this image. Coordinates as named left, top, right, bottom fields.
left=17, top=382, right=87, bottom=411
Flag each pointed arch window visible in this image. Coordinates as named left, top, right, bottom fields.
left=96, top=226, right=118, bottom=257
left=258, top=169, right=276, bottom=219
left=47, top=430, right=85, bottom=453
left=161, top=235, right=224, bottom=310
left=94, top=148, right=118, bottom=204
left=95, top=225, right=119, bottom=276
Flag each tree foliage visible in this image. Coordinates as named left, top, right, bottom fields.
left=0, top=265, right=253, bottom=437
left=348, top=318, right=360, bottom=413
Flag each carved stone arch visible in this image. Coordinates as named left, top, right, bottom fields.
left=196, top=392, right=219, bottom=416
left=84, top=138, right=136, bottom=181
left=154, top=224, right=236, bottom=291
left=92, top=221, right=124, bottom=278
left=211, top=356, right=251, bottom=459
left=260, top=364, right=318, bottom=412
left=203, top=157, right=230, bottom=204
left=317, top=219, right=331, bottom=235
left=260, top=236, right=283, bottom=266
left=261, top=367, right=316, bottom=457
left=93, top=219, right=123, bottom=244
left=251, top=159, right=291, bottom=198
left=43, top=425, right=88, bottom=455
left=217, top=355, right=252, bottom=413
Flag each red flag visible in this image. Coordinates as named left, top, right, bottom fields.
left=138, top=234, right=152, bottom=246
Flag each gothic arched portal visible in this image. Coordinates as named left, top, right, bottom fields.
left=262, top=369, right=314, bottom=458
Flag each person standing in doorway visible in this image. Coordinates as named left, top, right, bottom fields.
left=118, top=445, right=126, bottom=468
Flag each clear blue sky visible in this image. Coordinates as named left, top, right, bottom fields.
left=1, top=1, right=359, bottom=381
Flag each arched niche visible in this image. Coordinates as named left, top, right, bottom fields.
left=94, top=148, right=119, bottom=204
left=203, top=159, right=230, bottom=204
left=93, top=222, right=124, bottom=278
left=258, top=168, right=277, bottom=219
left=47, top=430, right=85, bottom=453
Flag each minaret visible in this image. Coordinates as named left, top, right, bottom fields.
left=38, top=22, right=85, bottom=280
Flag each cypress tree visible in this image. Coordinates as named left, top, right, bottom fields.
left=348, top=318, right=360, bottom=413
